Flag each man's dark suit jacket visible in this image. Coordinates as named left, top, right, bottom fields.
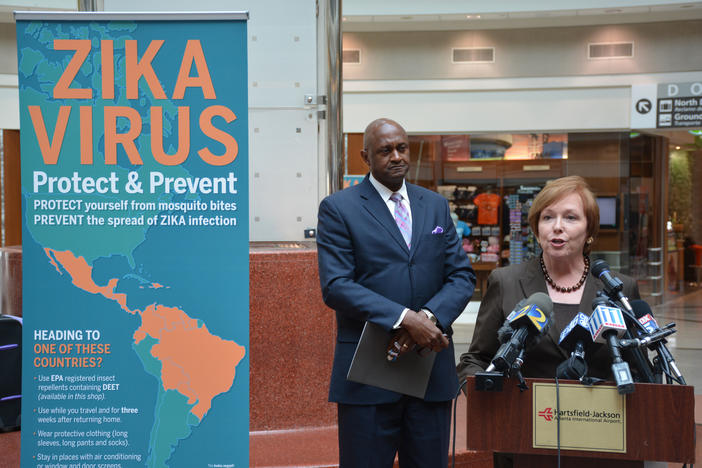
left=317, top=176, right=476, bottom=404
left=457, top=257, right=641, bottom=380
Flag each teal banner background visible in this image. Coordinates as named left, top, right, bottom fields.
left=17, top=15, right=249, bottom=468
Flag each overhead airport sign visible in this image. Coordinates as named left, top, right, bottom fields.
left=631, top=82, right=702, bottom=129
left=656, top=82, right=702, bottom=128
left=630, top=84, right=657, bottom=129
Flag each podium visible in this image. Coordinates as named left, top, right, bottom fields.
left=465, top=376, right=695, bottom=467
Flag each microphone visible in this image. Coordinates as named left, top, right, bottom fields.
left=474, top=317, right=516, bottom=391
left=556, top=312, right=592, bottom=380
left=629, top=300, right=686, bottom=385
left=494, top=297, right=528, bottom=344
left=486, top=292, right=553, bottom=373
left=591, top=260, right=633, bottom=312
left=589, top=300, right=634, bottom=394
left=636, top=308, right=660, bottom=334
left=496, top=319, right=515, bottom=344
left=618, top=325, right=676, bottom=349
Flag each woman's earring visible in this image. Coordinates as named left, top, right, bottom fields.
left=586, top=237, right=593, bottom=245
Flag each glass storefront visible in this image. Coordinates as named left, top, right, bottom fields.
left=344, top=130, right=701, bottom=303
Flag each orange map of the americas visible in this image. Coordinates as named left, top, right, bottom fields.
left=45, top=248, right=246, bottom=421
left=134, top=304, right=245, bottom=419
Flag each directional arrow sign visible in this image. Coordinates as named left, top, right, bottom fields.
left=636, top=98, right=652, bottom=114
left=631, top=84, right=657, bottom=129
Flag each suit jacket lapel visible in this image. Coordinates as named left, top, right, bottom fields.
left=407, top=184, right=426, bottom=259
left=579, top=273, right=598, bottom=318
left=359, top=176, right=409, bottom=253
left=519, top=258, right=569, bottom=360
left=518, top=258, right=547, bottom=304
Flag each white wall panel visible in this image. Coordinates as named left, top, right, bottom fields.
left=343, top=22, right=702, bottom=81
left=344, top=71, right=702, bottom=92
left=344, top=86, right=630, bottom=134
left=250, top=109, right=318, bottom=241
left=247, top=2, right=317, bottom=108
left=343, top=71, right=702, bottom=134
left=105, top=0, right=322, bottom=242
left=0, top=74, right=17, bottom=129
left=343, top=0, right=695, bottom=16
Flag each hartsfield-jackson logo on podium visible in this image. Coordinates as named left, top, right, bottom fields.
left=538, top=407, right=554, bottom=421
left=535, top=406, right=623, bottom=424
left=532, top=382, right=626, bottom=452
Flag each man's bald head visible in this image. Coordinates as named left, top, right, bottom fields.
left=363, top=118, right=407, bottom=151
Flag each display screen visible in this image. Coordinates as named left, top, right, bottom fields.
left=597, top=196, right=618, bottom=229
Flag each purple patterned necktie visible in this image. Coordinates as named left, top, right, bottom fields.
left=390, top=193, right=411, bottom=248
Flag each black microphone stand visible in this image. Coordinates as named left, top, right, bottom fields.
left=510, top=348, right=529, bottom=392
left=656, top=342, right=686, bottom=385
left=556, top=341, right=588, bottom=380
left=619, top=322, right=686, bottom=385
left=602, top=328, right=635, bottom=394
left=596, top=292, right=657, bottom=384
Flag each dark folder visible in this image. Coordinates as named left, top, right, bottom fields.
left=346, top=321, right=436, bottom=399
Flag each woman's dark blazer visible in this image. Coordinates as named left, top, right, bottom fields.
left=457, top=257, right=641, bottom=381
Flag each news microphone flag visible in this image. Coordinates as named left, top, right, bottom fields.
left=589, top=305, right=627, bottom=343
left=637, top=314, right=659, bottom=334
left=559, top=312, right=590, bottom=345
left=506, top=304, right=549, bottom=333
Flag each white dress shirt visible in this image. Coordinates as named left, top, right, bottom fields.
left=366, top=174, right=435, bottom=329
left=368, top=173, right=412, bottom=225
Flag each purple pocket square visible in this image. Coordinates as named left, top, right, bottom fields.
left=431, top=226, right=444, bottom=234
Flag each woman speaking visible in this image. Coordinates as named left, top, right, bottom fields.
left=457, top=175, right=640, bottom=381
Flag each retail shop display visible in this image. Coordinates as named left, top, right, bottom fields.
left=505, top=185, right=543, bottom=265
left=446, top=182, right=543, bottom=267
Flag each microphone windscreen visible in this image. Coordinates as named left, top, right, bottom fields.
left=496, top=298, right=526, bottom=343
left=496, top=321, right=513, bottom=344
left=526, top=292, right=554, bottom=316
left=630, top=299, right=660, bottom=333
left=630, top=299, right=653, bottom=320
left=591, top=259, right=609, bottom=278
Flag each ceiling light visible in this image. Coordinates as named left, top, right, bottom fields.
left=466, top=15, right=481, bottom=19
left=342, top=16, right=347, bottom=21
left=675, top=146, right=681, bottom=150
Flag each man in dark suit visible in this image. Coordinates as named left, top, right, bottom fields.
left=317, top=118, right=475, bottom=467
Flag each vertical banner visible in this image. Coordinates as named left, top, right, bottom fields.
left=16, top=12, right=249, bottom=468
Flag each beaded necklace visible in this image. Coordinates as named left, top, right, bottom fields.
left=540, top=255, right=590, bottom=293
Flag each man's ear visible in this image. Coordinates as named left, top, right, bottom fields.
left=360, top=149, right=370, bottom=167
